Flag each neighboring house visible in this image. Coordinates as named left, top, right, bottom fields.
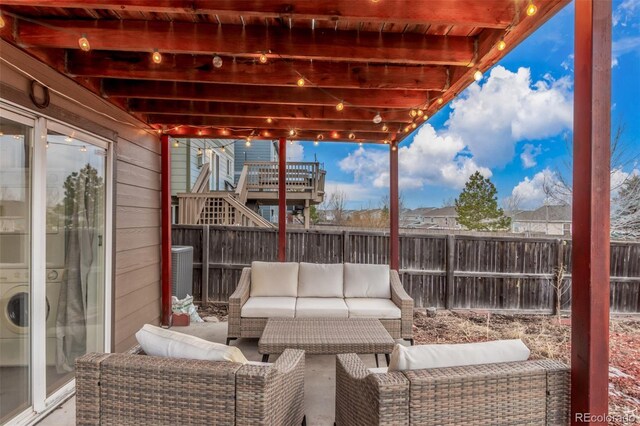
left=404, top=206, right=461, bottom=230
left=234, top=140, right=278, bottom=222
left=171, top=138, right=235, bottom=196
left=510, top=204, right=572, bottom=236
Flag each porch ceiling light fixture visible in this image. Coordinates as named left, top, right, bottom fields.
left=78, top=34, right=90, bottom=52
left=526, top=1, right=538, bottom=16
left=152, top=49, right=162, bottom=64
left=473, top=69, right=483, bottom=81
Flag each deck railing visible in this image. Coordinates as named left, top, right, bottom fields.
left=235, top=161, right=326, bottom=200
left=177, top=192, right=274, bottom=228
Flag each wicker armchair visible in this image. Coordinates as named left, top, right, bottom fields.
left=76, top=346, right=305, bottom=425
left=228, top=267, right=413, bottom=343
left=335, top=353, right=570, bottom=426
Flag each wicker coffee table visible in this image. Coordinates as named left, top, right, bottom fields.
left=258, top=318, right=396, bottom=366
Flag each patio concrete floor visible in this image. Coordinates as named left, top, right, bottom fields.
left=38, top=322, right=408, bottom=426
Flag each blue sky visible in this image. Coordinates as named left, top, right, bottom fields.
left=291, top=0, right=640, bottom=210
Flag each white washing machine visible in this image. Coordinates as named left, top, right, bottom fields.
left=0, top=268, right=64, bottom=366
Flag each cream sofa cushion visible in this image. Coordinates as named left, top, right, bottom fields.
left=241, top=297, right=297, bottom=318
left=135, top=324, right=248, bottom=363
left=345, top=298, right=401, bottom=319
left=295, top=298, right=349, bottom=318
left=298, top=263, right=344, bottom=297
left=250, top=261, right=299, bottom=297
left=343, top=263, right=390, bottom=298
left=388, top=339, right=531, bottom=372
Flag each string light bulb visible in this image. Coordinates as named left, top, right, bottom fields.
left=197, top=147, right=203, bottom=155
left=417, top=109, right=424, bottom=117
left=331, top=131, right=339, bottom=138
left=221, top=146, right=226, bottom=152
left=317, top=133, right=324, bottom=140
left=422, top=114, right=429, bottom=121
left=266, top=117, right=273, bottom=124
left=526, top=1, right=538, bottom=16
left=437, top=97, right=444, bottom=105
left=381, top=124, right=388, bottom=132
left=245, top=138, right=252, bottom=147
left=335, top=101, right=344, bottom=111
left=391, top=145, right=397, bottom=151
left=221, top=128, right=229, bottom=135
left=0, top=14, right=5, bottom=29
left=259, top=53, right=268, bottom=64
left=46, top=141, right=49, bottom=149
left=404, top=125, right=410, bottom=133
left=152, top=49, right=162, bottom=64
left=314, top=140, right=319, bottom=146
left=78, top=34, right=90, bottom=52
left=262, top=130, right=271, bottom=137
left=289, top=129, right=297, bottom=137
left=410, top=109, right=418, bottom=118
left=411, top=123, right=417, bottom=129
left=473, top=69, right=483, bottom=81
left=173, top=140, right=179, bottom=148
left=65, top=136, right=73, bottom=142
left=497, top=37, right=506, bottom=51
left=296, top=77, right=305, bottom=87
left=212, top=55, right=223, bottom=68
left=373, top=112, right=382, bottom=124
left=349, top=133, right=356, bottom=140
left=79, top=145, right=87, bottom=152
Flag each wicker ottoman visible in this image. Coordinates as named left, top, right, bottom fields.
left=258, top=318, right=396, bottom=366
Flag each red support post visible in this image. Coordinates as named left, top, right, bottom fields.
left=389, top=141, right=400, bottom=271
left=160, top=134, right=172, bottom=326
left=571, top=0, right=611, bottom=424
left=278, top=137, right=287, bottom=262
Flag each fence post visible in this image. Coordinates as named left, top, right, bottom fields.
left=553, top=238, right=564, bottom=316
left=446, top=234, right=456, bottom=310
left=201, top=224, right=210, bottom=304
left=343, top=230, right=350, bottom=263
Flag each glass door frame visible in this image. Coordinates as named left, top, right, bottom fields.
left=1, top=100, right=114, bottom=425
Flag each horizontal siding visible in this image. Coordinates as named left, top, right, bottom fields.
left=116, top=206, right=160, bottom=229
left=114, top=300, right=161, bottom=350
left=116, top=227, right=160, bottom=252
left=115, top=263, right=161, bottom=299
left=115, top=245, right=160, bottom=276
left=115, top=282, right=161, bottom=322
left=117, top=183, right=161, bottom=209
left=117, top=160, right=161, bottom=191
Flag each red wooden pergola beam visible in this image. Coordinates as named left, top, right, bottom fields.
left=129, top=99, right=418, bottom=123
left=163, top=126, right=393, bottom=143
left=1, top=0, right=518, bottom=28
left=147, top=115, right=407, bottom=133
left=16, top=19, right=475, bottom=66
left=570, top=0, right=611, bottom=424
left=65, top=51, right=451, bottom=91
left=105, top=80, right=435, bottom=109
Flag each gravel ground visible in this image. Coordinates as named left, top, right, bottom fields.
left=200, top=303, right=639, bottom=424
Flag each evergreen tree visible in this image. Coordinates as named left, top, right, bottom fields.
left=455, top=171, right=511, bottom=231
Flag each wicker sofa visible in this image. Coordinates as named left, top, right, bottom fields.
left=335, top=353, right=570, bottom=425
left=227, top=262, right=413, bottom=343
left=76, top=346, right=305, bottom=425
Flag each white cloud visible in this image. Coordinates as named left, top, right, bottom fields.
left=445, top=66, right=573, bottom=168
left=611, top=36, right=640, bottom=67
left=510, top=168, right=563, bottom=209
left=286, top=141, right=304, bottom=161
left=324, top=180, right=380, bottom=205
left=520, top=144, right=542, bottom=168
left=613, top=0, right=640, bottom=26
left=339, top=125, right=491, bottom=191
left=561, top=53, right=574, bottom=71
left=611, top=57, right=619, bottom=68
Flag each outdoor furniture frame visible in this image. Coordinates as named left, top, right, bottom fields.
left=335, top=354, right=570, bottom=425
left=76, top=346, right=306, bottom=426
left=228, top=267, right=414, bottom=343
left=258, top=318, right=396, bottom=365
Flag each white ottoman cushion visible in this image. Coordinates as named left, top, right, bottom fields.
left=135, top=324, right=248, bottom=363
left=345, top=298, right=401, bottom=319
left=298, top=263, right=344, bottom=297
left=388, top=339, right=531, bottom=372
left=241, top=296, right=297, bottom=318
left=343, top=263, right=390, bottom=298
left=250, top=261, right=299, bottom=297
left=295, top=298, right=349, bottom=318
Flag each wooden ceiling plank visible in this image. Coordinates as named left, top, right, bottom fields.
left=65, top=50, right=451, bottom=91
left=105, top=80, right=435, bottom=109
left=1, top=1, right=516, bottom=28
left=16, top=19, right=475, bottom=65
left=128, top=99, right=419, bottom=122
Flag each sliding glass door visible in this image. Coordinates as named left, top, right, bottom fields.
left=0, top=105, right=111, bottom=424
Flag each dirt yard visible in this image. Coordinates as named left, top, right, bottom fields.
left=200, top=303, right=639, bottom=424
left=413, top=310, right=640, bottom=425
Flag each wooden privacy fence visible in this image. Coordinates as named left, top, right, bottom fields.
left=172, top=225, right=640, bottom=314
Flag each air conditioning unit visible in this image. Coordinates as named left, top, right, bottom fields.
left=171, top=245, right=193, bottom=299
